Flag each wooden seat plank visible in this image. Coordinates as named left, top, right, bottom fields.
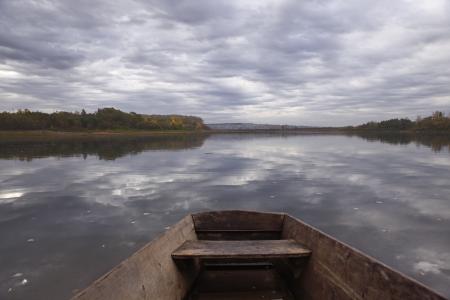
left=172, top=240, right=311, bottom=259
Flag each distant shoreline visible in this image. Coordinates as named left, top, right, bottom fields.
left=209, top=128, right=450, bottom=134
left=207, top=128, right=345, bottom=134
left=1, top=128, right=448, bottom=137
left=1, top=127, right=449, bottom=142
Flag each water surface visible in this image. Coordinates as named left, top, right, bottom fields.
left=0, top=133, right=449, bottom=299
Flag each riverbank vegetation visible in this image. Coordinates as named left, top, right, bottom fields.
left=350, top=111, right=450, bottom=132
left=1, top=109, right=448, bottom=134
left=0, top=108, right=207, bottom=131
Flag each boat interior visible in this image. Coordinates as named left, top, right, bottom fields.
left=173, top=211, right=310, bottom=299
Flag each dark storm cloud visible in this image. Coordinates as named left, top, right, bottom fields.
left=0, top=0, right=449, bottom=125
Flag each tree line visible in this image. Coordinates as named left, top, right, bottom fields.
left=351, top=111, right=450, bottom=132
left=0, top=108, right=207, bottom=131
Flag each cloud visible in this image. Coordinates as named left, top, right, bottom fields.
left=0, top=0, right=450, bottom=125
left=413, top=249, right=450, bottom=276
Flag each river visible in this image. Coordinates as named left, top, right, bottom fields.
left=0, top=133, right=449, bottom=299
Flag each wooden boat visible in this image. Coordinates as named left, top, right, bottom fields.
left=72, top=210, right=447, bottom=300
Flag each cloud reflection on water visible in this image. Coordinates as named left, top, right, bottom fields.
left=0, top=133, right=449, bottom=299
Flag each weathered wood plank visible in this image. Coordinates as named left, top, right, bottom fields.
left=72, top=215, right=199, bottom=300
left=196, top=230, right=281, bottom=240
left=281, top=214, right=447, bottom=300
left=192, top=210, right=285, bottom=231
left=172, top=240, right=311, bottom=259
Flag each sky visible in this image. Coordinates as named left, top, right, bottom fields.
left=0, top=0, right=449, bottom=126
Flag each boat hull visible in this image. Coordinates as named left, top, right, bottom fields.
left=72, top=211, right=447, bottom=300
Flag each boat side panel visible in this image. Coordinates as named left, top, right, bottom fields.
left=72, top=215, right=199, bottom=300
left=282, top=215, right=446, bottom=300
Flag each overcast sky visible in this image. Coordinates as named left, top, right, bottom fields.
left=0, top=0, right=449, bottom=125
